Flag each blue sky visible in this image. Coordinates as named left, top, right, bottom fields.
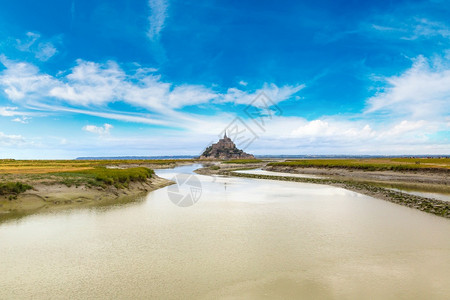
left=0, top=0, right=449, bottom=158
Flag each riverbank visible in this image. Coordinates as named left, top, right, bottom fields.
left=0, top=176, right=173, bottom=222
left=0, top=159, right=195, bottom=221
left=195, top=162, right=450, bottom=218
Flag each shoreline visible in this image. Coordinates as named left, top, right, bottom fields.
left=195, top=164, right=450, bottom=219
left=0, top=160, right=198, bottom=222
left=0, top=175, right=173, bottom=222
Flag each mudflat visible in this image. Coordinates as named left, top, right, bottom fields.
left=196, top=158, right=450, bottom=218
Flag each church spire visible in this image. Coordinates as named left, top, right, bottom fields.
left=224, top=131, right=227, bottom=139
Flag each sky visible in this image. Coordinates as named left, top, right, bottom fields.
left=0, top=0, right=449, bottom=159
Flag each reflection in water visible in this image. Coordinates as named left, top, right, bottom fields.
left=0, top=164, right=449, bottom=299
left=234, top=168, right=325, bottom=179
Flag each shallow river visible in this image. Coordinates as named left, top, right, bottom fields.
left=1, top=164, right=449, bottom=299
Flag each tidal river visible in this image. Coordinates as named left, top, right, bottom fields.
left=1, top=164, right=449, bottom=299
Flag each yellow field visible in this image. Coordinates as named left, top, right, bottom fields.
left=0, top=159, right=195, bottom=174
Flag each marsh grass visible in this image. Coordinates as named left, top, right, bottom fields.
left=54, top=167, right=155, bottom=189
left=269, top=158, right=450, bottom=171
left=80, top=167, right=154, bottom=188
left=0, top=159, right=186, bottom=195
left=0, top=182, right=33, bottom=196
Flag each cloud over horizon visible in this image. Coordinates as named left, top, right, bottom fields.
left=0, top=0, right=448, bottom=158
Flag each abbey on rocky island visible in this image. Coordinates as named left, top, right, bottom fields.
left=199, top=133, right=255, bottom=160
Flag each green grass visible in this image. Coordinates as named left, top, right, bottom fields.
left=390, top=157, right=450, bottom=164
left=0, top=159, right=166, bottom=191
left=55, top=167, right=155, bottom=189
left=81, top=167, right=154, bottom=186
left=222, top=159, right=263, bottom=164
left=0, top=182, right=33, bottom=196
left=268, top=158, right=450, bottom=172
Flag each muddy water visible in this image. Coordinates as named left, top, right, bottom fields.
left=0, top=164, right=449, bottom=299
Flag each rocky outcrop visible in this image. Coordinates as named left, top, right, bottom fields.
left=199, top=134, right=255, bottom=160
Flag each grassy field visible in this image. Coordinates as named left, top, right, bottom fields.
left=268, top=157, right=450, bottom=171
left=0, top=159, right=193, bottom=195
left=53, top=167, right=155, bottom=189
left=0, top=159, right=195, bottom=174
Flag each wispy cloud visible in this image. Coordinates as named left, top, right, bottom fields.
left=147, top=0, right=168, bottom=41
left=0, top=56, right=303, bottom=113
left=0, top=106, right=20, bottom=117
left=16, top=32, right=58, bottom=61
left=365, top=55, right=450, bottom=120
left=404, top=19, right=450, bottom=40
left=0, top=132, right=25, bottom=146
left=0, top=106, right=33, bottom=120
left=0, top=55, right=58, bottom=100
left=12, top=116, right=30, bottom=124
left=369, top=18, right=450, bottom=41
left=0, top=51, right=447, bottom=155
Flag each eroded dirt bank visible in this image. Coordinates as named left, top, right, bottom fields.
left=0, top=176, right=173, bottom=222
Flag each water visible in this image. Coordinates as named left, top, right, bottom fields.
left=233, top=168, right=325, bottom=178
left=1, top=164, right=449, bottom=299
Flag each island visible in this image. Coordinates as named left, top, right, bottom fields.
left=199, top=133, right=255, bottom=160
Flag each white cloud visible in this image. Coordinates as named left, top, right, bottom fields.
left=0, top=55, right=58, bottom=101
left=39, top=104, right=169, bottom=126
left=0, top=106, right=19, bottom=117
left=0, top=57, right=303, bottom=112
left=289, top=118, right=431, bottom=142
left=244, top=116, right=443, bottom=155
left=405, top=18, right=450, bottom=40
left=167, top=84, right=217, bottom=108
left=290, top=119, right=375, bottom=142
left=16, top=32, right=40, bottom=51
left=221, top=83, right=305, bottom=106
left=369, top=17, right=450, bottom=41
left=0, top=132, right=25, bottom=146
left=239, top=80, right=248, bottom=86
left=147, top=0, right=168, bottom=40
left=49, top=60, right=124, bottom=106
left=0, top=52, right=447, bottom=156
left=365, top=55, right=450, bottom=120
left=16, top=32, right=58, bottom=61
left=12, top=116, right=30, bottom=124
left=83, top=123, right=113, bottom=135
left=381, top=120, right=427, bottom=137
left=35, top=42, right=58, bottom=61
